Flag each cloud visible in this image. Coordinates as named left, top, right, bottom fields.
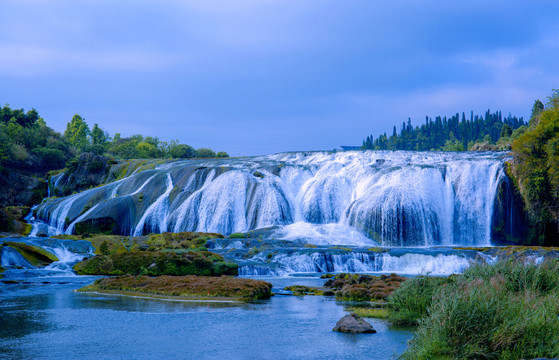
left=0, top=45, right=181, bottom=76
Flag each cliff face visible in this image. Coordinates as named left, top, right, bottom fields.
left=0, top=170, right=46, bottom=234
left=50, top=153, right=112, bottom=197
left=0, top=170, right=47, bottom=208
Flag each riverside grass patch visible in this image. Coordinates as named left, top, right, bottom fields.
left=80, top=275, right=273, bottom=301
left=390, top=259, right=559, bottom=360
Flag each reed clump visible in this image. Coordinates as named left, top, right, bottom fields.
left=390, top=259, right=559, bottom=359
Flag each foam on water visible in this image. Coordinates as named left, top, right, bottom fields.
left=274, top=222, right=377, bottom=246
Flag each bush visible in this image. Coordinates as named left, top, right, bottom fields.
left=196, top=148, right=216, bottom=158
left=229, top=232, right=247, bottom=239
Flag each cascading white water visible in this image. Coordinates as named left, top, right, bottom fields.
left=133, top=173, right=173, bottom=236
left=36, top=151, right=508, bottom=246
left=65, top=204, right=100, bottom=235
left=43, top=246, right=90, bottom=273
left=238, top=251, right=472, bottom=276
left=1, top=247, right=35, bottom=268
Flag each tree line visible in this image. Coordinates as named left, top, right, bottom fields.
left=361, top=110, right=527, bottom=151
left=64, top=114, right=229, bottom=160
left=0, top=106, right=229, bottom=176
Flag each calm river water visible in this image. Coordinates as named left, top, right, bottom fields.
left=0, top=273, right=413, bottom=360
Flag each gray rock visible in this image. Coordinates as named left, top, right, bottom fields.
left=332, top=313, right=376, bottom=334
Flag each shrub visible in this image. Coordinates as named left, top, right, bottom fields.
left=229, top=232, right=247, bottom=239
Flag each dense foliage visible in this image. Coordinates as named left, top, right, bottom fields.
left=62, top=113, right=229, bottom=159
left=394, top=260, right=559, bottom=360
left=362, top=110, right=526, bottom=151
left=0, top=104, right=229, bottom=177
left=0, top=105, right=73, bottom=174
left=511, top=90, right=559, bottom=244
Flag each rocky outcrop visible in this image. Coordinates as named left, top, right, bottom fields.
left=332, top=313, right=376, bottom=334
left=50, top=152, right=111, bottom=196
left=0, top=171, right=46, bottom=208
left=0, top=206, right=32, bottom=235
left=3, top=241, right=58, bottom=267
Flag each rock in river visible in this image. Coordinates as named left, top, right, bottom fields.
left=332, top=313, right=376, bottom=334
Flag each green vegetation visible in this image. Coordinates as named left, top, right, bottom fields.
left=145, top=232, right=224, bottom=251
left=3, top=242, right=58, bottom=267
left=362, top=110, right=525, bottom=151
left=287, top=273, right=407, bottom=301
left=79, top=275, right=273, bottom=301
left=388, top=260, right=559, bottom=359
left=284, top=285, right=326, bottom=296
left=74, top=250, right=238, bottom=276
left=510, top=90, right=559, bottom=245
left=58, top=111, right=229, bottom=160
left=324, top=273, right=407, bottom=301
left=0, top=105, right=72, bottom=174
left=0, top=206, right=32, bottom=235
left=229, top=232, right=247, bottom=239
left=345, top=307, right=389, bottom=319
left=386, top=275, right=450, bottom=326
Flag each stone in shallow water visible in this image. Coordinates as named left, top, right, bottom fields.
left=332, top=313, right=376, bottom=334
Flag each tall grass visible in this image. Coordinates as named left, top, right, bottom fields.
left=386, top=275, right=450, bottom=326
left=390, top=259, right=559, bottom=359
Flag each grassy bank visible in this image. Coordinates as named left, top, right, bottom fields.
left=389, top=260, right=559, bottom=359
left=79, top=275, right=273, bottom=301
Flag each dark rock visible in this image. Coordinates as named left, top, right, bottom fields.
left=0, top=171, right=46, bottom=208
left=332, top=313, right=376, bottom=334
left=55, top=152, right=110, bottom=196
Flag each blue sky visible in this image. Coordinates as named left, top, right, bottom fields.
left=1, top=1, right=558, bottom=156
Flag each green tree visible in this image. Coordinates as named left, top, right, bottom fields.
left=136, top=142, right=159, bottom=158
left=64, top=115, right=90, bottom=150
left=512, top=89, right=559, bottom=244
left=529, top=99, right=545, bottom=127
left=196, top=148, right=216, bottom=158
left=216, top=151, right=229, bottom=158
left=169, top=143, right=197, bottom=158
left=500, top=123, right=512, bottom=138
left=91, top=123, right=109, bottom=146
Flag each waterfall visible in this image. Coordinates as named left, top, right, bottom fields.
left=43, top=246, right=90, bottom=273
left=34, top=151, right=511, bottom=245
left=133, top=173, right=173, bottom=236
left=65, top=204, right=100, bottom=235
left=1, top=247, right=35, bottom=269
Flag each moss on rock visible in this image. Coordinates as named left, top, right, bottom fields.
left=79, top=275, right=272, bottom=301
left=4, top=241, right=58, bottom=267
left=74, top=250, right=238, bottom=276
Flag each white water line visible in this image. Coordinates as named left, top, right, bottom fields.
left=133, top=173, right=173, bottom=236
left=65, top=204, right=100, bottom=235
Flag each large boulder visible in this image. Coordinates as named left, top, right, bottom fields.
left=332, top=313, right=376, bottom=334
